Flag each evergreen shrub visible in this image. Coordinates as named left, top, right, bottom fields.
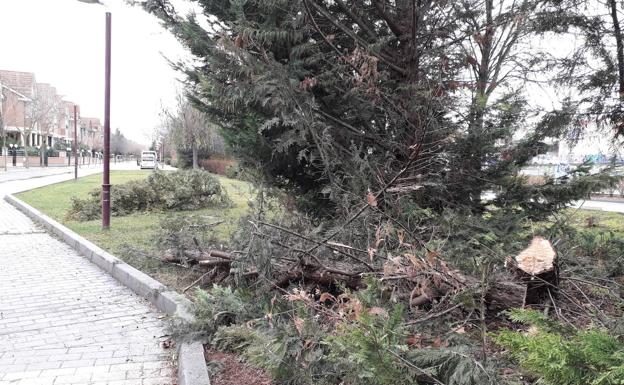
left=494, top=308, right=624, bottom=385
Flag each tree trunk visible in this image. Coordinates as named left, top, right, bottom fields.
left=163, top=248, right=529, bottom=313
left=41, top=141, right=47, bottom=167
left=459, top=0, right=494, bottom=210
left=609, top=0, right=624, bottom=101
left=511, top=236, right=558, bottom=305
left=192, top=143, right=198, bottom=169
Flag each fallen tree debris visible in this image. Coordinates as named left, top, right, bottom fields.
left=161, top=236, right=563, bottom=315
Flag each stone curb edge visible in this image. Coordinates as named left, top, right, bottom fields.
left=4, top=194, right=210, bottom=385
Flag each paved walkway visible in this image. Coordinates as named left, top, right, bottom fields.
left=0, top=178, right=175, bottom=384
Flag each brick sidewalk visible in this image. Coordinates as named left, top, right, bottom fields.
left=0, top=200, right=175, bottom=385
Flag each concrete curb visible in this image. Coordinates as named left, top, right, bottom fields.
left=5, top=194, right=210, bottom=385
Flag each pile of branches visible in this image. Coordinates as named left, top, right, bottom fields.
left=68, top=169, right=231, bottom=221
left=157, top=205, right=624, bottom=329
left=155, top=186, right=624, bottom=385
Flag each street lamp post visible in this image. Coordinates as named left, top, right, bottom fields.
left=102, top=11, right=111, bottom=229
left=73, top=105, right=78, bottom=180
left=78, top=0, right=110, bottom=229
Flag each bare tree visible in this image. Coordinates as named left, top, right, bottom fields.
left=36, top=88, right=62, bottom=167
left=21, top=84, right=59, bottom=167
left=164, top=93, right=218, bottom=169
left=1, top=83, right=31, bottom=166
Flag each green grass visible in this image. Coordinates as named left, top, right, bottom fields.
left=558, top=208, right=624, bottom=235
left=17, top=170, right=253, bottom=290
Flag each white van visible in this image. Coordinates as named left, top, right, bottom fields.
left=140, top=151, right=158, bottom=169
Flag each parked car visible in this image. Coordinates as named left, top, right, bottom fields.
left=140, top=151, right=158, bottom=169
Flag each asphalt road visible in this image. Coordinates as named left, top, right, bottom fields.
left=572, top=199, right=624, bottom=213
left=0, top=162, right=175, bottom=196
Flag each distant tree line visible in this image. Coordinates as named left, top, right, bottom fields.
left=111, top=128, right=144, bottom=156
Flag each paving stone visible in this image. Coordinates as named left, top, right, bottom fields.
left=0, top=201, right=175, bottom=384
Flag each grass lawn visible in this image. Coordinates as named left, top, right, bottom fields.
left=17, top=170, right=253, bottom=291
left=558, top=208, right=624, bottom=235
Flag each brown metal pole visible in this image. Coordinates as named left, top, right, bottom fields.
left=102, top=12, right=111, bottom=230
left=73, top=105, right=78, bottom=179
left=102, top=12, right=111, bottom=229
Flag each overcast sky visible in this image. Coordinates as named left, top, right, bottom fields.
left=0, top=0, right=191, bottom=144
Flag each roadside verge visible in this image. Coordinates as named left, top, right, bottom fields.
left=4, top=193, right=210, bottom=385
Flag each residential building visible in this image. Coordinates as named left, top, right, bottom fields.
left=0, top=70, right=35, bottom=145
left=0, top=82, right=30, bottom=145
left=0, top=69, right=100, bottom=151
left=80, top=117, right=103, bottom=151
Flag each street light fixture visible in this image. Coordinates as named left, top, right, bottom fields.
left=78, top=0, right=111, bottom=229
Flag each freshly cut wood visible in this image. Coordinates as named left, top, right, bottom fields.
left=515, top=236, right=556, bottom=276
left=513, top=236, right=558, bottom=305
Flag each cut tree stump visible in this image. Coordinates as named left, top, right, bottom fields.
left=514, top=236, right=558, bottom=306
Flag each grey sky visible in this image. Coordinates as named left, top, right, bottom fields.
left=0, top=0, right=190, bottom=144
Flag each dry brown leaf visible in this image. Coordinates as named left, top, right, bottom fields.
left=233, top=35, right=247, bottom=48
left=374, top=226, right=384, bottom=248
left=406, top=334, right=422, bottom=347
left=284, top=288, right=311, bottom=303
left=318, top=292, right=336, bottom=303
left=293, top=316, right=304, bottom=335
left=432, top=336, right=448, bottom=348
left=426, top=250, right=439, bottom=264
left=397, top=229, right=405, bottom=245
left=303, top=339, right=316, bottom=350
left=452, top=326, right=466, bottom=334
left=300, top=77, right=317, bottom=90
left=368, top=247, right=377, bottom=262
left=368, top=307, right=389, bottom=318
left=405, top=253, right=423, bottom=269
left=366, top=191, right=378, bottom=207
